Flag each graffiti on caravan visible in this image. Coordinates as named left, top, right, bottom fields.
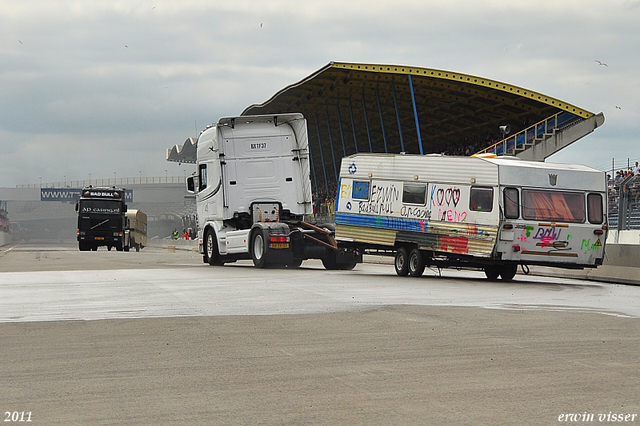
left=430, top=185, right=467, bottom=223
left=41, top=188, right=134, bottom=202
left=358, top=183, right=400, bottom=215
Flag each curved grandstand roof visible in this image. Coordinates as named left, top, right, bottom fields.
left=170, top=62, right=601, bottom=195
left=243, top=61, right=593, bottom=152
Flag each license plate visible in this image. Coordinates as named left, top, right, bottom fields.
left=95, top=237, right=105, bottom=240
left=269, top=243, right=289, bottom=249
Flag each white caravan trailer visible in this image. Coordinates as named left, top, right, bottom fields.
left=335, top=153, right=608, bottom=280
left=186, top=113, right=360, bottom=269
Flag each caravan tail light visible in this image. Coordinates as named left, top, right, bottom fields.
left=594, top=225, right=607, bottom=235
left=503, top=224, right=514, bottom=230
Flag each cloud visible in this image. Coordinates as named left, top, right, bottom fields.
left=1, top=0, right=640, bottom=186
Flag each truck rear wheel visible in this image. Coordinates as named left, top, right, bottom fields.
left=394, top=247, right=409, bottom=276
left=287, top=258, right=303, bottom=268
left=250, top=230, right=268, bottom=268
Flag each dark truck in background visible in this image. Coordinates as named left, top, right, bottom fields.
left=75, top=186, right=127, bottom=251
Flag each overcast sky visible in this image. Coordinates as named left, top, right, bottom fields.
left=1, top=0, right=639, bottom=187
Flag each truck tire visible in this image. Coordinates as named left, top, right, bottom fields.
left=339, top=260, right=357, bottom=271
left=287, top=258, right=303, bottom=268
left=250, top=229, right=268, bottom=268
left=204, top=228, right=222, bottom=266
left=394, top=247, right=409, bottom=276
left=321, top=253, right=339, bottom=270
left=322, top=251, right=357, bottom=270
left=408, top=248, right=425, bottom=277
left=124, top=244, right=130, bottom=252
left=79, top=242, right=90, bottom=251
left=500, top=264, right=518, bottom=281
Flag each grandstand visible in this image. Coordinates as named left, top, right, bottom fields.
left=169, top=61, right=604, bottom=197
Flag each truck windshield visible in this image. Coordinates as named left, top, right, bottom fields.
left=79, top=200, right=123, bottom=215
left=522, top=189, right=585, bottom=223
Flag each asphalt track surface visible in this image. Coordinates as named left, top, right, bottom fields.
left=1, top=244, right=639, bottom=425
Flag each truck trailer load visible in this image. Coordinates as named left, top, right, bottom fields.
left=186, top=113, right=361, bottom=269
left=335, top=153, right=608, bottom=280
left=124, top=209, right=147, bottom=252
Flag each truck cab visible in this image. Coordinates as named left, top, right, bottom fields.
left=187, top=113, right=360, bottom=269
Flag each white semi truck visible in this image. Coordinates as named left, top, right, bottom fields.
left=186, top=113, right=361, bottom=269
left=334, top=153, right=608, bottom=280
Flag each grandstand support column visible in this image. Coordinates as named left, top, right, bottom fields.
left=362, top=93, right=373, bottom=153
left=391, top=81, right=405, bottom=153
left=324, top=110, right=339, bottom=183
left=516, top=112, right=605, bottom=161
left=348, top=98, right=359, bottom=153
left=376, top=88, right=389, bottom=153
left=408, top=74, right=424, bottom=155
left=314, top=114, right=330, bottom=195
left=336, top=104, right=347, bottom=157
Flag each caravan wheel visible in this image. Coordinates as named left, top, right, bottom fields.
left=408, top=249, right=425, bottom=277
left=484, top=265, right=500, bottom=281
left=394, top=248, right=409, bottom=276
left=500, top=264, right=518, bottom=281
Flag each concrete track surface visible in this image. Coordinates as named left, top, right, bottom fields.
left=1, top=244, right=639, bottom=425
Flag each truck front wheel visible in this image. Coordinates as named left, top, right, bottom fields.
left=204, top=228, right=222, bottom=266
left=250, top=230, right=268, bottom=268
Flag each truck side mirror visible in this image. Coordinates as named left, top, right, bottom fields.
left=123, top=204, right=128, bottom=213
left=186, top=176, right=195, bottom=193
left=75, top=202, right=78, bottom=212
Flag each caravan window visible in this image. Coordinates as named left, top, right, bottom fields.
left=402, top=183, right=427, bottom=205
left=198, top=164, right=208, bottom=191
left=352, top=181, right=370, bottom=200
left=522, top=189, right=585, bottom=223
left=503, top=188, right=519, bottom=219
left=470, top=187, right=493, bottom=212
left=587, top=193, right=603, bottom=224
